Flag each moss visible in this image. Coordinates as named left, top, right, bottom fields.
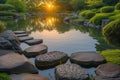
left=100, top=6, right=114, bottom=13
left=103, top=19, right=120, bottom=46
left=0, top=21, right=6, bottom=32
left=0, top=73, right=10, bottom=80
left=101, top=50, right=120, bottom=65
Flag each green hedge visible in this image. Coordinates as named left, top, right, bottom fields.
left=115, top=2, right=120, bottom=10
left=0, top=11, right=16, bottom=16
left=100, top=6, right=114, bottom=13
left=89, top=13, right=114, bottom=25
left=0, top=21, right=6, bottom=32
left=80, top=10, right=95, bottom=19
left=103, top=19, right=120, bottom=46
left=0, top=4, right=15, bottom=11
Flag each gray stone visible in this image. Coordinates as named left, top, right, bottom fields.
left=94, top=76, right=120, bottom=80
left=18, top=36, right=33, bottom=42
left=0, top=53, right=38, bottom=74
left=14, top=31, right=26, bottom=34
left=16, top=33, right=28, bottom=37
left=10, top=74, right=49, bottom=80
left=35, top=51, right=68, bottom=69
left=95, top=63, right=120, bottom=78
left=55, top=64, right=89, bottom=80
left=70, top=51, right=106, bottom=67
left=0, top=49, right=14, bottom=56
left=24, top=44, right=48, bottom=58
left=77, top=20, right=84, bottom=25
left=25, top=39, right=43, bottom=45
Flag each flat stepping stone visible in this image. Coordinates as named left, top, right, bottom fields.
left=95, top=63, right=120, bottom=78
left=16, top=33, right=28, bottom=37
left=14, top=31, right=26, bottom=34
left=55, top=64, right=89, bottom=80
left=70, top=51, right=106, bottom=67
left=18, top=36, right=33, bottom=42
left=0, top=49, right=14, bottom=56
left=0, top=53, right=38, bottom=74
left=24, top=44, right=48, bottom=58
left=35, top=51, right=68, bottom=69
left=94, top=76, right=120, bottom=80
left=25, top=39, right=43, bottom=45
left=10, top=74, right=49, bottom=80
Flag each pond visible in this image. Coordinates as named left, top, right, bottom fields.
left=3, top=15, right=116, bottom=80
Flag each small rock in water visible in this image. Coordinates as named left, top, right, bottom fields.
left=14, top=31, right=26, bottom=34
left=15, top=33, right=28, bottom=37
left=18, top=36, right=33, bottom=42
left=25, top=39, right=43, bottom=45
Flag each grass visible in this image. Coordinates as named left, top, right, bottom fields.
left=100, top=50, right=120, bottom=65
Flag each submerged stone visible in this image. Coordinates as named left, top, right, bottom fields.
left=55, top=64, right=89, bottom=80
left=35, top=51, right=68, bottom=69
left=70, top=51, right=106, bottom=67
left=24, top=44, right=48, bottom=58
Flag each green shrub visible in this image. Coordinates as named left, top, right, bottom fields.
left=101, top=50, right=120, bottom=65
left=109, top=14, right=120, bottom=21
left=89, top=13, right=114, bottom=25
left=80, top=10, right=95, bottom=19
left=100, top=6, right=114, bottom=13
left=6, top=0, right=26, bottom=12
left=0, top=0, right=6, bottom=4
left=0, top=73, right=10, bottom=80
left=0, top=11, right=16, bottom=16
left=103, top=19, right=120, bottom=46
left=0, top=21, right=6, bottom=32
left=115, top=2, right=120, bottom=10
left=0, top=4, right=15, bottom=11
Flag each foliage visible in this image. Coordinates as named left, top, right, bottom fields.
left=0, top=11, right=16, bottom=16
left=103, top=0, right=120, bottom=6
left=0, top=0, right=6, bottom=4
left=0, top=21, right=6, bottom=32
left=100, top=6, right=114, bottom=13
left=101, top=50, right=120, bottom=65
left=80, top=10, right=95, bottom=19
left=109, top=14, right=120, bottom=21
left=115, top=2, right=120, bottom=10
left=0, top=4, right=15, bottom=11
left=103, top=19, right=120, bottom=46
left=89, top=13, right=114, bottom=25
left=70, top=0, right=86, bottom=11
left=0, top=73, right=10, bottom=80
left=6, top=0, right=26, bottom=12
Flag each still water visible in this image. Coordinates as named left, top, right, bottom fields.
left=4, top=16, right=115, bottom=80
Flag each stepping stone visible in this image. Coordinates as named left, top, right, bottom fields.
left=35, top=51, right=68, bottom=69
left=95, top=63, right=120, bottom=78
left=94, top=76, right=120, bottom=80
left=18, top=36, right=33, bottom=42
left=0, top=53, right=38, bottom=74
left=25, top=39, right=43, bottom=45
left=55, top=64, right=89, bottom=80
left=14, top=31, right=26, bottom=34
left=70, top=51, right=106, bottom=67
left=16, top=33, right=28, bottom=37
left=24, top=44, right=48, bottom=58
left=10, top=74, right=49, bottom=80
left=0, top=49, right=14, bottom=56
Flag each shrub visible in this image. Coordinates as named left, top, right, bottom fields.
left=0, top=0, right=6, bottom=4
left=100, top=6, right=114, bottom=13
left=6, top=0, right=26, bottom=12
left=80, top=10, right=95, bottom=19
left=0, top=73, right=10, bottom=80
left=0, top=11, right=16, bottom=16
left=103, top=19, right=120, bottom=46
left=0, top=21, right=6, bottom=32
left=109, top=14, right=120, bottom=21
left=101, top=50, right=120, bottom=65
left=0, top=4, right=15, bottom=11
left=115, top=2, right=120, bottom=10
left=89, top=13, right=114, bottom=25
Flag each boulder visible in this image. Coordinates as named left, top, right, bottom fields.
left=24, top=44, right=48, bottom=58
left=14, top=31, right=26, bottom=34
left=16, top=33, right=28, bottom=37
left=25, top=39, right=43, bottom=45
left=94, top=76, right=120, bottom=80
left=35, top=51, right=68, bottom=69
left=18, top=36, right=33, bottom=42
left=10, top=74, right=49, bottom=80
left=95, top=63, right=120, bottom=78
left=0, top=30, right=21, bottom=52
left=0, top=53, right=38, bottom=74
left=70, top=51, right=106, bottom=67
left=55, top=64, right=89, bottom=80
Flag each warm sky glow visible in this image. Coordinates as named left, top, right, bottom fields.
left=45, top=2, right=55, bottom=11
